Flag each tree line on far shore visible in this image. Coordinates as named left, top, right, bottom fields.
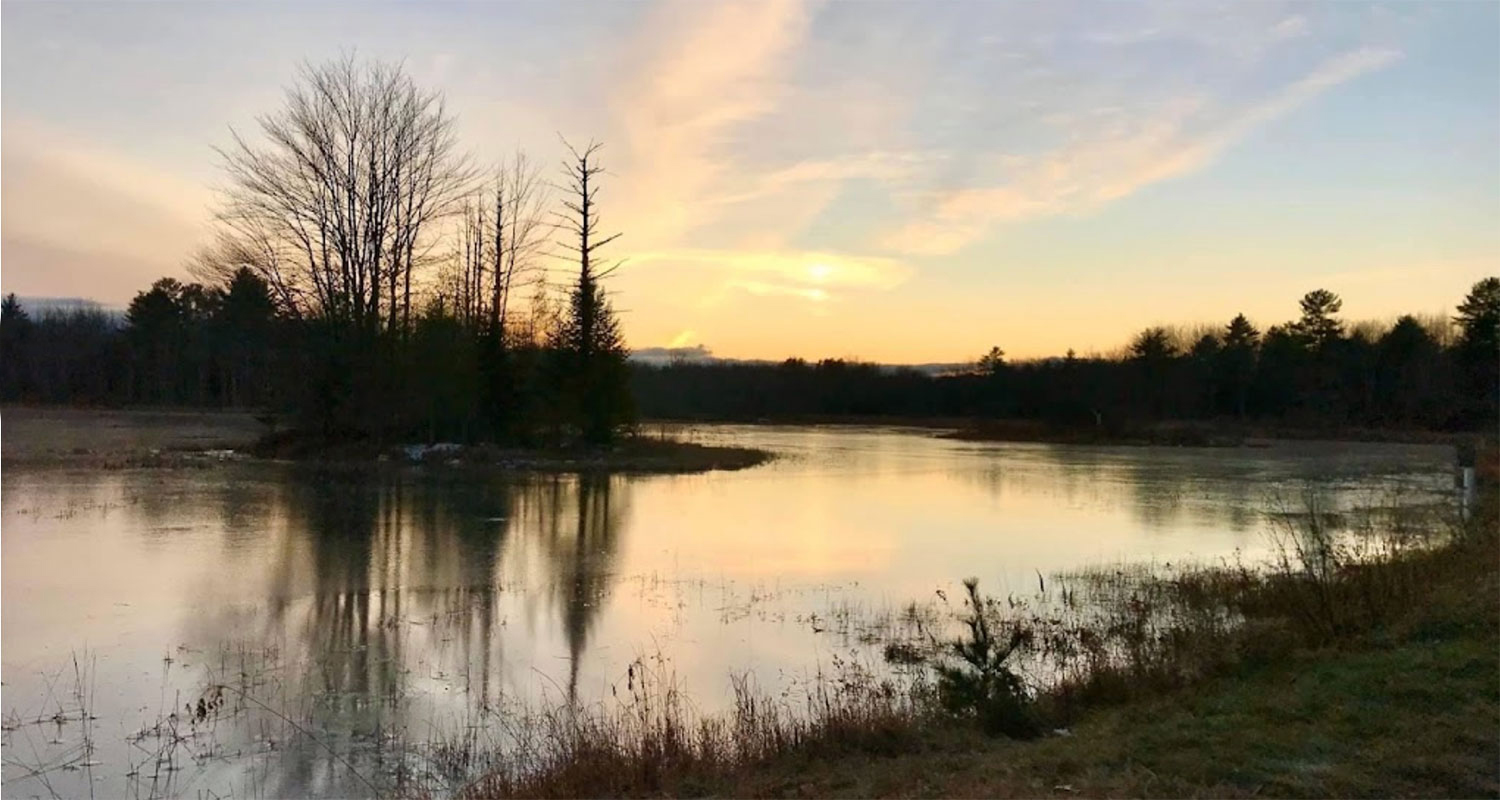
left=632, top=280, right=1499, bottom=433
left=5, top=275, right=1495, bottom=439
left=0, top=57, right=633, bottom=447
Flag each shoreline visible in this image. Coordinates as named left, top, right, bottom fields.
left=251, top=432, right=774, bottom=474
left=3, top=406, right=1478, bottom=472
left=647, top=414, right=1483, bottom=448
left=0, top=406, right=773, bottom=474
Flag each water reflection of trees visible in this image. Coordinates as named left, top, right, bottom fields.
left=540, top=473, right=623, bottom=699
left=160, top=466, right=628, bottom=796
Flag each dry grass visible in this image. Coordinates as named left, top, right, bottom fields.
left=1, top=406, right=265, bottom=466
left=439, top=654, right=929, bottom=799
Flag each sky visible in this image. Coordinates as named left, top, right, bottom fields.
left=2, top=1, right=1497, bottom=363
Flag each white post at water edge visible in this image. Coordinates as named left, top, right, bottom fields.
left=1460, top=466, right=1476, bottom=521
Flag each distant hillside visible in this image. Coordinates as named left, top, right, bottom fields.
left=11, top=296, right=125, bottom=325
left=628, top=345, right=970, bottom=376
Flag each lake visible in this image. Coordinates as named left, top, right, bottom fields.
left=1, top=425, right=1456, bottom=798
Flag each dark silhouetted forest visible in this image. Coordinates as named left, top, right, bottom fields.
left=631, top=281, right=1499, bottom=433
left=4, top=280, right=1496, bottom=439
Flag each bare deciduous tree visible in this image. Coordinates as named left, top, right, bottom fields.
left=190, top=223, right=300, bottom=316
left=211, top=55, right=472, bottom=334
left=494, top=152, right=551, bottom=338
left=439, top=152, right=550, bottom=335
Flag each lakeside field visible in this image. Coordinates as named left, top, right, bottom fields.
left=0, top=406, right=266, bottom=464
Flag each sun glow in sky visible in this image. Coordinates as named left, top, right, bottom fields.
left=2, top=1, right=1496, bottom=362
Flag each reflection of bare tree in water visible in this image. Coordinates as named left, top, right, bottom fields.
left=268, top=469, right=407, bottom=796
left=278, top=469, right=524, bottom=698
left=529, top=473, right=624, bottom=702
left=180, top=468, right=523, bottom=796
left=117, top=465, right=630, bottom=792
left=127, top=465, right=628, bottom=795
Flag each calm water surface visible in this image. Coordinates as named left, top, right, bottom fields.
left=1, top=426, right=1454, bottom=797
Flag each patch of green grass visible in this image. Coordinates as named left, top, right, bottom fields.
left=716, top=632, right=1497, bottom=799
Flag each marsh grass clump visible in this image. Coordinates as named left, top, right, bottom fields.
left=858, top=486, right=1484, bottom=730
left=1251, top=488, right=1455, bottom=644
left=454, top=655, right=929, bottom=799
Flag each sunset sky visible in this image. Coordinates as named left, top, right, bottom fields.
left=3, top=1, right=1496, bottom=362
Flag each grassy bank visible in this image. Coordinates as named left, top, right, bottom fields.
left=716, top=633, right=1497, bottom=798
left=456, top=499, right=1498, bottom=799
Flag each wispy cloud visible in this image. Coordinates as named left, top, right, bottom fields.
left=1271, top=15, right=1310, bottom=41
left=634, top=247, right=912, bottom=306
left=723, top=280, right=831, bottom=304
left=610, top=0, right=812, bottom=249
left=2, top=119, right=213, bottom=295
left=882, top=47, right=1402, bottom=256
left=707, top=151, right=934, bottom=207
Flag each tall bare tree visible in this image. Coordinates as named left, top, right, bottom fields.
left=493, top=151, right=550, bottom=338
left=212, top=55, right=471, bottom=334
left=455, top=193, right=488, bottom=325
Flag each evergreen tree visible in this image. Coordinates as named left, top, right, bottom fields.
left=1376, top=315, right=1443, bottom=425
left=1454, top=277, right=1500, bottom=424
left=1, top=294, right=33, bottom=401
left=1254, top=325, right=1310, bottom=417
left=977, top=346, right=1006, bottom=375
left=1129, top=327, right=1177, bottom=418
left=1218, top=314, right=1259, bottom=418
left=214, top=268, right=278, bottom=406
left=1293, top=289, right=1344, bottom=351
left=1455, top=277, right=1500, bottom=351
left=1188, top=333, right=1220, bottom=418
left=126, top=279, right=190, bottom=403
